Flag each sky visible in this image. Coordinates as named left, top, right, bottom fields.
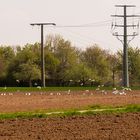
left=1, top=0, right=140, bottom=53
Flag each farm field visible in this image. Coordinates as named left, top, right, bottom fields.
left=0, top=90, right=140, bottom=113
left=0, top=89, right=140, bottom=139
left=0, top=113, right=139, bottom=140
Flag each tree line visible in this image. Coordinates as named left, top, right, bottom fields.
left=0, top=34, right=140, bottom=87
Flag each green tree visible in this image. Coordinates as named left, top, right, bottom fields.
left=107, top=54, right=120, bottom=87
left=8, top=43, right=41, bottom=86
left=0, top=55, right=5, bottom=79
left=45, top=52, right=60, bottom=80
left=14, top=61, right=41, bottom=87
left=116, top=47, right=140, bottom=86
left=45, top=35, right=79, bottom=85
left=0, top=46, right=15, bottom=80
left=81, top=45, right=111, bottom=85
left=64, top=63, right=97, bottom=86
left=128, top=47, right=140, bottom=86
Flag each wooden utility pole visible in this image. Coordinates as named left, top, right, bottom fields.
left=30, top=23, right=56, bottom=87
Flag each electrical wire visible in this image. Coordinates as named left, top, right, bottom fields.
left=48, top=24, right=117, bottom=50
left=53, top=18, right=140, bottom=28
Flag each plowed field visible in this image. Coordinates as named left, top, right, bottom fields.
left=0, top=90, right=139, bottom=113
left=0, top=90, right=139, bottom=140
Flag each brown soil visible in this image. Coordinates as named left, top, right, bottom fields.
left=0, top=90, right=139, bottom=113
left=0, top=113, right=139, bottom=140
left=0, top=90, right=139, bottom=140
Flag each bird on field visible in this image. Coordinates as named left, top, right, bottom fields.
left=85, top=90, right=89, bottom=92
left=122, top=87, right=132, bottom=91
left=90, top=93, right=93, bottom=95
left=113, top=88, right=117, bottom=90
left=119, top=91, right=126, bottom=95
left=25, top=93, right=31, bottom=96
left=101, top=90, right=107, bottom=95
left=101, top=90, right=105, bottom=93
left=9, top=93, right=13, bottom=96
left=57, top=92, right=61, bottom=96
left=1, top=93, right=6, bottom=96
left=50, top=93, right=53, bottom=96
left=80, top=83, right=84, bottom=86
left=112, top=90, right=119, bottom=95
left=83, top=93, right=86, bottom=95
left=37, top=86, right=41, bottom=90
left=96, top=88, right=100, bottom=91
left=67, top=89, right=71, bottom=95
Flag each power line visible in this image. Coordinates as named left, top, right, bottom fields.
left=55, top=20, right=112, bottom=28
left=56, top=24, right=110, bottom=28
left=56, top=27, right=116, bottom=47
left=30, top=18, right=140, bottom=29
left=55, top=18, right=140, bottom=28
left=53, top=27, right=92, bottom=47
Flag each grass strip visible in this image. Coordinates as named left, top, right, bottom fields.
left=0, top=86, right=139, bottom=92
left=0, top=105, right=139, bottom=120
left=0, top=87, right=97, bottom=92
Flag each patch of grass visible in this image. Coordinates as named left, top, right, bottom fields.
left=0, top=112, right=48, bottom=120
left=124, top=104, right=140, bottom=112
left=87, top=105, right=115, bottom=110
left=88, top=105, right=102, bottom=109
left=61, top=111, right=80, bottom=117
left=0, top=104, right=140, bottom=120
left=0, top=87, right=97, bottom=92
left=0, top=86, right=140, bottom=92
left=0, top=86, right=129, bottom=92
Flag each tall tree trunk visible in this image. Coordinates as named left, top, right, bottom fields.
left=29, top=79, right=32, bottom=87
left=112, top=69, right=115, bottom=87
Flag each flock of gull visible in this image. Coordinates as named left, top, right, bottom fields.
left=0, top=86, right=132, bottom=96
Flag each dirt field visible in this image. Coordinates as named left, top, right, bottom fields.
left=0, top=90, right=139, bottom=113
left=0, top=113, right=139, bottom=140
left=0, top=90, right=140, bottom=140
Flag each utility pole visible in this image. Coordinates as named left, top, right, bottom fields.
left=111, top=5, right=140, bottom=87
left=30, top=23, right=56, bottom=87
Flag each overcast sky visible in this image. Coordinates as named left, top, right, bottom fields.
left=0, top=0, right=140, bottom=52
